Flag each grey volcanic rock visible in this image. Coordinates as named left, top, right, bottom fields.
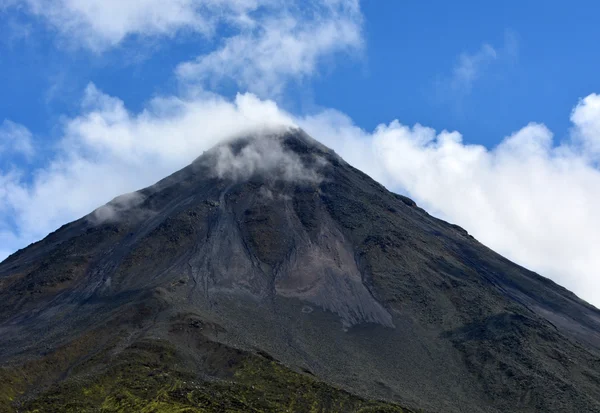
left=1, top=129, right=600, bottom=412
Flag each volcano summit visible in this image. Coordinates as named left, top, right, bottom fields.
left=1, top=129, right=600, bottom=412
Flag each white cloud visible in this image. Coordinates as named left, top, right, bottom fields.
left=441, top=30, right=519, bottom=96
left=571, top=93, right=600, bottom=158
left=13, top=0, right=265, bottom=50
left=176, top=1, right=363, bottom=96
left=1, top=2, right=599, bottom=309
left=300, top=97, right=600, bottom=307
left=2, top=86, right=600, bottom=309
left=0, top=1, right=363, bottom=258
left=0, top=85, right=294, bottom=258
left=451, top=43, right=497, bottom=92
left=211, top=134, right=323, bottom=182
left=0, top=119, right=34, bottom=158
left=8, top=0, right=363, bottom=96
left=91, top=191, right=146, bottom=224
left=0, top=16, right=33, bottom=47
left=8, top=0, right=363, bottom=88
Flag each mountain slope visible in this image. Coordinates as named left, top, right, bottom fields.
left=1, top=129, right=600, bottom=412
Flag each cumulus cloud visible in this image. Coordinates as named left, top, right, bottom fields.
left=300, top=97, right=600, bottom=307
left=3, top=84, right=600, bottom=309
left=571, top=93, right=600, bottom=158
left=66, top=83, right=294, bottom=163
left=0, top=119, right=34, bottom=158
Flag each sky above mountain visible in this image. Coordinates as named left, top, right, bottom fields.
left=1, top=0, right=599, bottom=306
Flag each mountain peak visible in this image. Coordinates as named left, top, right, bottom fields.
left=191, top=127, right=340, bottom=184
left=2, top=130, right=600, bottom=413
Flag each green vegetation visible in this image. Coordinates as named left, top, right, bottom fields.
left=3, top=338, right=408, bottom=413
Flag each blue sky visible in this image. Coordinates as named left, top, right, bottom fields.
left=331, top=1, right=600, bottom=140
left=1, top=0, right=600, bottom=305
left=4, top=1, right=600, bottom=146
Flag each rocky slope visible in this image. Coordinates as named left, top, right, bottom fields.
left=1, top=129, right=599, bottom=412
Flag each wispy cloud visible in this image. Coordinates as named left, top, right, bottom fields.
left=0, top=120, right=34, bottom=159
left=438, top=30, right=519, bottom=99
left=0, top=18, right=33, bottom=47
left=10, top=0, right=262, bottom=51
left=7, top=0, right=363, bottom=97
left=176, top=1, right=363, bottom=96
left=451, top=43, right=497, bottom=93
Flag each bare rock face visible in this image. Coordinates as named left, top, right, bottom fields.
left=1, top=128, right=600, bottom=413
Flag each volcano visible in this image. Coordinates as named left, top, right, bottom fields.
left=1, top=129, right=600, bottom=412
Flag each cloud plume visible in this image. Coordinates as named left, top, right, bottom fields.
left=210, top=132, right=324, bottom=183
